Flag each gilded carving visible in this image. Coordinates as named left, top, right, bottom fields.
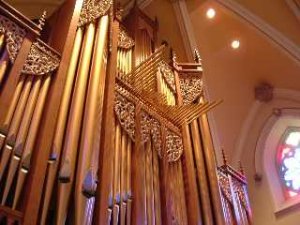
left=140, top=110, right=151, bottom=144
left=232, top=179, right=249, bottom=211
left=79, top=0, right=112, bottom=27
left=118, top=28, right=135, bottom=49
left=22, top=41, right=60, bottom=76
left=0, top=15, right=26, bottom=63
left=179, top=77, right=203, bottom=105
left=151, top=118, right=162, bottom=158
left=218, top=171, right=232, bottom=203
left=115, top=92, right=136, bottom=141
left=140, top=111, right=163, bottom=158
left=165, top=129, right=183, bottom=162
left=159, top=61, right=176, bottom=93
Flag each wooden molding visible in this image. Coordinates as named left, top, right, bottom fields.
left=285, top=0, right=300, bottom=21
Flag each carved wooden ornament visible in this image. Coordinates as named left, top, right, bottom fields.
left=159, top=61, right=176, bottom=93
left=0, top=15, right=26, bottom=63
left=22, top=41, right=60, bottom=76
left=165, top=129, right=183, bottom=162
left=180, top=77, right=203, bottom=105
left=115, top=92, right=136, bottom=141
left=118, top=28, right=135, bottom=49
left=79, top=0, right=112, bottom=27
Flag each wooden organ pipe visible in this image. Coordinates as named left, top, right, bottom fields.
left=126, top=138, right=133, bottom=225
left=120, top=130, right=127, bottom=225
left=56, top=22, right=95, bottom=225
left=190, top=120, right=214, bottom=225
left=0, top=75, right=33, bottom=179
left=1, top=76, right=41, bottom=206
left=145, top=140, right=153, bottom=225
left=152, top=145, right=162, bottom=225
left=0, top=50, right=9, bottom=85
left=40, top=27, right=84, bottom=225
left=198, top=104, right=226, bottom=225
left=113, top=121, right=121, bottom=225
left=0, top=34, right=4, bottom=51
left=156, top=68, right=188, bottom=225
left=75, top=14, right=108, bottom=225
left=13, top=74, right=52, bottom=209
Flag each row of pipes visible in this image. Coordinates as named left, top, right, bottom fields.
left=39, top=15, right=109, bottom=225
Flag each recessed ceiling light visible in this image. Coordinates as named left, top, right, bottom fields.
left=206, top=8, right=216, bottom=19
left=231, top=40, right=240, bottom=49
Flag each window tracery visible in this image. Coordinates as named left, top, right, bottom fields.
left=277, top=129, right=300, bottom=199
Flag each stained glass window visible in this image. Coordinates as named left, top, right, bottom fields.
left=277, top=129, right=300, bottom=199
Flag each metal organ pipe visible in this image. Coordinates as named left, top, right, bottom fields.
left=1, top=76, right=41, bottom=205
left=74, top=14, right=109, bottom=225
left=0, top=50, right=9, bottom=85
left=56, top=22, right=95, bottom=225
left=40, top=26, right=84, bottom=225
left=13, top=74, right=52, bottom=209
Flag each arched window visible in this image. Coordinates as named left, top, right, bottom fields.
left=277, top=128, right=300, bottom=199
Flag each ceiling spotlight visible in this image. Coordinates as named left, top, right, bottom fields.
left=206, top=8, right=216, bottom=19
left=231, top=40, right=240, bottom=49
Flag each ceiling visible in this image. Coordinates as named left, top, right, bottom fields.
left=5, top=0, right=65, bottom=19
left=4, top=0, right=149, bottom=19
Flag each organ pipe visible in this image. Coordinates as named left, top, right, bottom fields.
left=40, top=26, right=84, bottom=225
left=13, top=74, right=52, bottom=209
left=56, top=22, right=96, bottom=225
left=75, top=14, right=108, bottom=225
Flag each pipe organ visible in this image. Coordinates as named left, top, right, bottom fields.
left=0, top=1, right=252, bottom=225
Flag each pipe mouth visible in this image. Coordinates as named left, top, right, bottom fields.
left=58, top=176, right=71, bottom=183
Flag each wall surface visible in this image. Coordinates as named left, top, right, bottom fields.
left=143, top=0, right=188, bottom=61
left=184, top=0, right=300, bottom=224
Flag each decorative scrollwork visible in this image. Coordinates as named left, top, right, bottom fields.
left=140, top=111, right=163, bottom=158
left=0, top=15, right=26, bottom=63
left=115, top=92, right=136, bottom=141
left=140, top=111, right=151, bottom=144
left=79, top=0, right=112, bottom=27
left=151, top=118, right=162, bottom=158
left=218, top=171, right=232, bottom=203
left=232, top=179, right=249, bottom=211
left=179, top=77, right=203, bottom=105
left=118, top=28, right=135, bottom=49
left=159, top=61, right=176, bottom=93
left=165, top=129, right=183, bottom=162
left=22, top=41, right=60, bottom=76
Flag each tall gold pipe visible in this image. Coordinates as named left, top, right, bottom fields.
left=177, top=162, right=188, bottom=225
left=126, top=139, right=132, bottom=225
left=13, top=74, right=52, bottom=209
left=145, top=141, right=152, bottom=225
left=40, top=27, right=83, bottom=225
left=1, top=75, right=26, bottom=136
left=5, top=76, right=34, bottom=145
left=0, top=50, right=9, bottom=85
left=1, top=77, right=42, bottom=205
left=118, top=49, right=120, bottom=72
left=198, top=111, right=226, bottom=225
left=152, top=148, right=161, bottom=225
left=56, top=22, right=95, bottom=225
left=120, top=130, right=127, bottom=225
left=113, top=122, right=121, bottom=225
left=190, top=119, right=214, bottom=225
left=75, top=15, right=108, bottom=225
left=149, top=141, right=155, bottom=224
left=0, top=34, right=5, bottom=52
